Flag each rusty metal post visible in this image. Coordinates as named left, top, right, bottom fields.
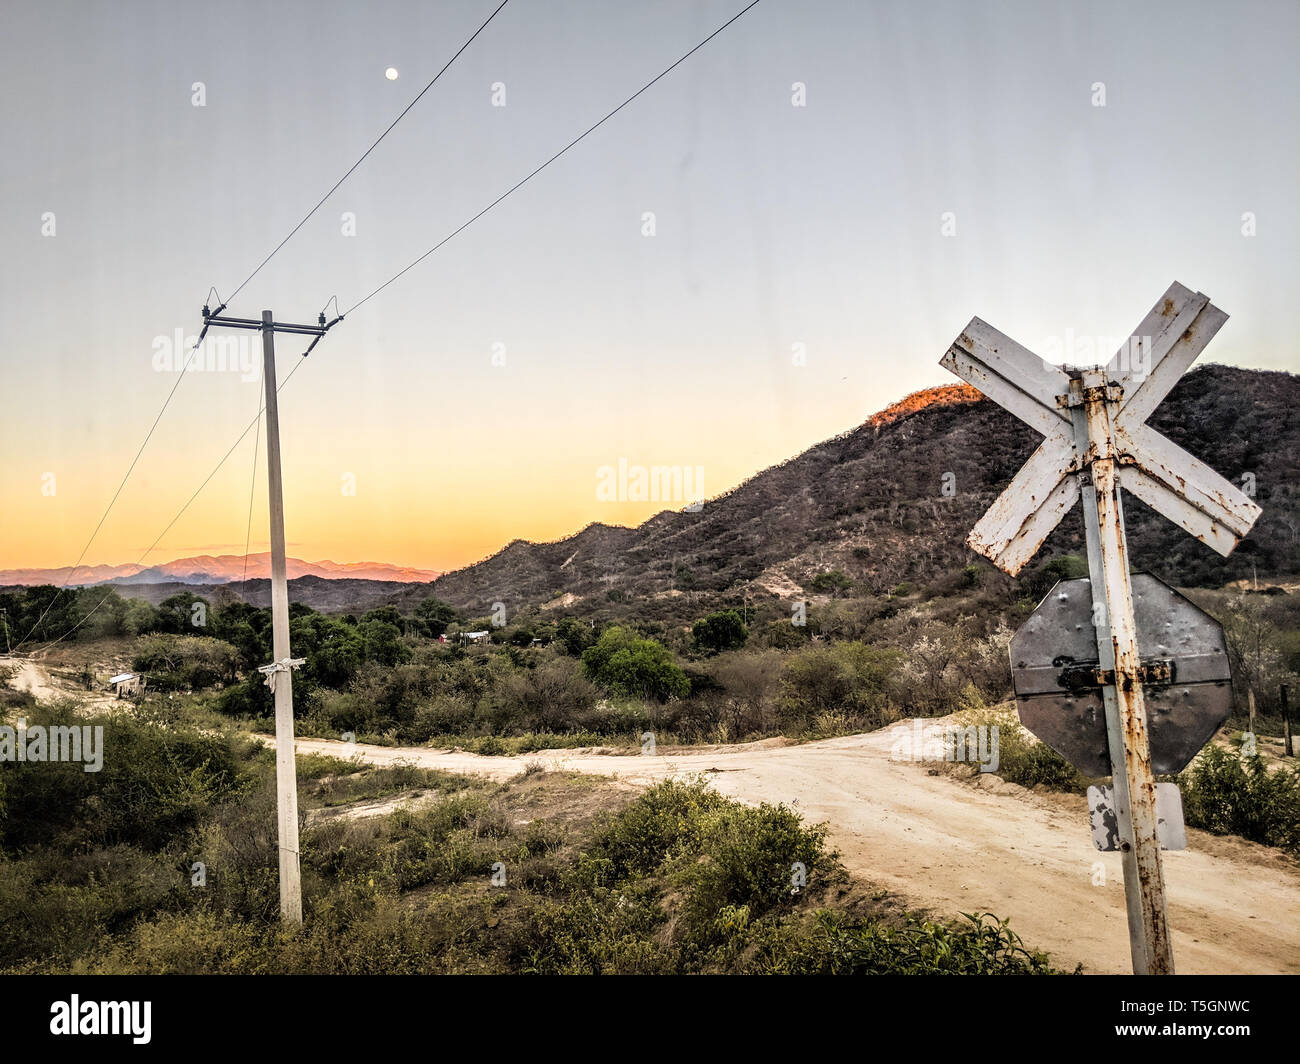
left=1066, top=369, right=1174, bottom=975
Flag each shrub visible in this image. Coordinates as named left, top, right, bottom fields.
left=764, top=911, right=1060, bottom=974
left=1177, top=744, right=1300, bottom=854
left=581, top=627, right=690, bottom=702
left=489, top=656, right=598, bottom=732
left=809, top=570, right=854, bottom=597
left=710, top=649, right=781, bottom=735
left=778, top=642, right=902, bottom=732
left=0, top=705, right=248, bottom=853
left=692, top=610, right=748, bottom=655
left=961, top=707, right=1088, bottom=792
left=131, top=633, right=240, bottom=690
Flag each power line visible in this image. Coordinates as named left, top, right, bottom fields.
left=240, top=358, right=265, bottom=587
left=20, top=1, right=760, bottom=654
left=345, top=0, right=762, bottom=316
left=14, top=3, right=511, bottom=652
left=225, top=0, right=512, bottom=307
left=11, top=310, right=223, bottom=653
left=23, top=357, right=311, bottom=656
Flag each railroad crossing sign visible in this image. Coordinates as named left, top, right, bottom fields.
left=939, top=281, right=1262, bottom=977
left=1010, top=574, right=1232, bottom=777
left=941, top=282, right=1260, bottom=575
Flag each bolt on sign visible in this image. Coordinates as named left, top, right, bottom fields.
left=939, top=282, right=1262, bottom=976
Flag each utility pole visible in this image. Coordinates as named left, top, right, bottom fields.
left=1066, top=368, right=1173, bottom=975
left=200, top=305, right=334, bottom=923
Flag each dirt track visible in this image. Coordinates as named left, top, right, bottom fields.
left=1, top=657, right=62, bottom=702
left=289, top=728, right=1300, bottom=975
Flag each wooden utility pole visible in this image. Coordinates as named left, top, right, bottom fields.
left=1067, top=369, right=1173, bottom=975
left=200, top=305, right=332, bottom=924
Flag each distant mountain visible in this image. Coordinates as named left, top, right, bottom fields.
left=0, top=553, right=440, bottom=588
left=95, top=575, right=434, bottom=612
left=410, top=365, right=1299, bottom=614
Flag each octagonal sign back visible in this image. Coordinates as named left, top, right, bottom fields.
left=1009, top=573, right=1232, bottom=777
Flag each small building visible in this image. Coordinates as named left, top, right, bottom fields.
left=108, top=672, right=146, bottom=699
left=461, top=631, right=491, bottom=644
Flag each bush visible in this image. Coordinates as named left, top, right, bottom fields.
left=489, top=656, right=598, bottom=733
left=961, top=707, right=1088, bottom=792
left=710, top=649, right=781, bottom=735
left=131, top=633, right=240, bottom=690
left=764, top=911, right=1060, bottom=974
left=1177, top=744, right=1300, bottom=854
left=582, top=627, right=690, bottom=702
left=809, top=570, right=854, bottom=597
left=0, top=704, right=248, bottom=853
left=778, top=642, right=902, bottom=732
left=692, top=610, right=748, bottom=655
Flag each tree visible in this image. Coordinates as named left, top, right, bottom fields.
left=692, top=609, right=749, bottom=655
left=290, top=613, right=365, bottom=690
left=359, top=618, right=410, bottom=668
left=123, top=598, right=160, bottom=637
left=1021, top=555, right=1089, bottom=602
left=362, top=605, right=405, bottom=634
left=157, top=592, right=210, bottom=634
left=712, top=649, right=782, bottom=734
left=809, top=570, right=854, bottom=598
left=415, top=596, right=460, bottom=638
left=555, top=617, right=591, bottom=656
left=582, top=626, right=690, bottom=701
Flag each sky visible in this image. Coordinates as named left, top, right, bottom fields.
left=1, top=0, right=1296, bottom=574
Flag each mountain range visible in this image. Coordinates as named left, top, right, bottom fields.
left=0, top=553, right=440, bottom=588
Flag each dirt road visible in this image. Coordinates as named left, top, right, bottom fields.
left=1, top=655, right=122, bottom=711
left=290, top=728, right=1300, bottom=975
left=0, top=656, right=62, bottom=702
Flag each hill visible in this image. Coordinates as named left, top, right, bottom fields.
left=415, top=365, right=1298, bottom=614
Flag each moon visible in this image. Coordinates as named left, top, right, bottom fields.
left=385, top=67, right=399, bottom=81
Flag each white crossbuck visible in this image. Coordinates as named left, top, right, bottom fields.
left=940, top=281, right=1262, bottom=575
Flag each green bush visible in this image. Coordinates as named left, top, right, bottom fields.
left=582, top=627, right=690, bottom=702
left=778, top=642, right=902, bottom=732
left=1177, top=744, right=1300, bottom=854
left=810, top=570, right=854, bottom=597
left=692, top=610, right=748, bottom=655
left=0, top=704, right=248, bottom=853
left=960, top=708, right=1088, bottom=792
left=131, top=633, right=240, bottom=690
left=761, top=911, right=1061, bottom=974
